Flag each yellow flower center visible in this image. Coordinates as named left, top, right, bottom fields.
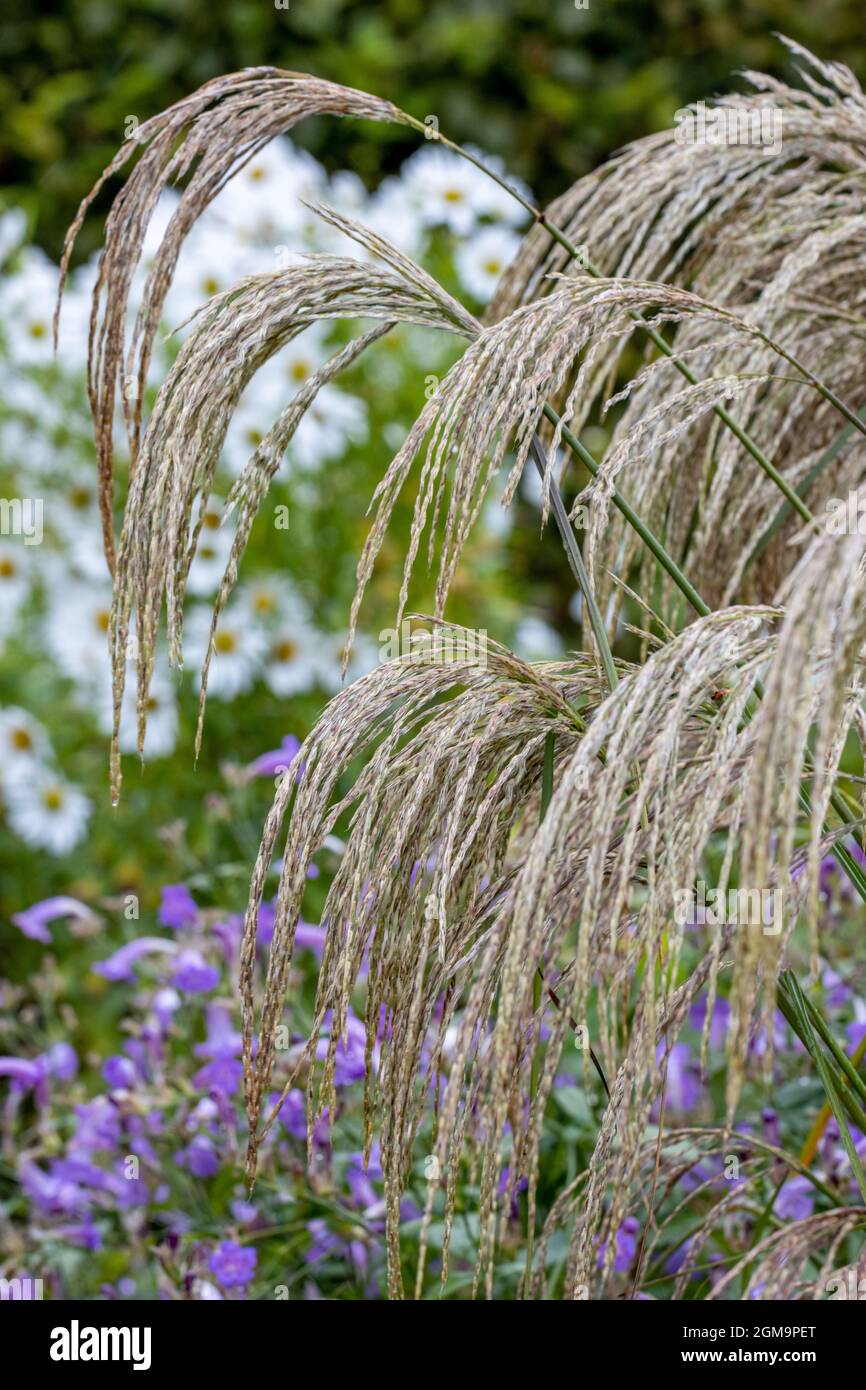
left=29, top=321, right=47, bottom=339
left=42, top=788, right=63, bottom=811
left=444, top=189, right=463, bottom=203
left=0, top=558, right=16, bottom=578
left=215, top=631, right=237, bottom=654
left=96, top=609, right=110, bottom=632
left=12, top=728, right=32, bottom=750
left=274, top=639, right=297, bottom=663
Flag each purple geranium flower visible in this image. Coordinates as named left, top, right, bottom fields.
left=689, top=994, right=731, bottom=1050
left=194, top=1004, right=242, bottom=1059
left=598, top=1216, right=640, bottom=1273
left=171, top=949, right=219, bottom=994
left=93, top=937, right=179, bottom=983
left=181, top=1134, right=220, bottom=1179
left=208, top=1240, right=257, bottom=1289
left=11, top=896, right=97, bottom=944
left=158, top=884, right=199, bottom=930
left=305, top=1219, right=367, bottom=1274
left=246, top=734, right=301, bottom=780
left=102, top=1056, right=139, bottom=1090
left=774, top=1175, right=815, bottom=1222
left=0, top=1042, right=77, bottom=1106
left=193, top=1056, right=243, bottom=1094
left=654, top=1042, right=701, bottom=1116
left=315, top=1009, right=377, bottom=1086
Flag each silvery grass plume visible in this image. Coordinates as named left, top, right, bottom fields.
left=63, top=40, right=866, bottom=1298
left=490, top=37, right=866, bottom=620
left=542, top=1127, right=866, bottom=1300
left=55, top=71, right=413, bottom=571
left=104, top=205, right=476, bottom=799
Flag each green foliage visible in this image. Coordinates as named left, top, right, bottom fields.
left=4, top=0, right=866, bottom=258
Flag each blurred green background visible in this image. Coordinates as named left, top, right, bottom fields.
left=4, top=0, right=866, bottom=260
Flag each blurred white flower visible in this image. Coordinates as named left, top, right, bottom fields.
left=480, top=474, right=514, bottom=539
left=165, top=222, right=271, bottom=329
left=0, top=247, right=89, bottom=369
left=316, top=630, right=379, bottom=693
left=97, top=663, right=179, bottom=760
left=0, top=208, right=27, bottom=266
left=239, top=577, right=310, bottom=628
left=365, top=176, right=425, bottom=257
left=0, top=706, right=52, bottom=781
left=514, top=616, right=562, bottom=660
left=5, top=767, right=91, bottom=856
left=292, top=384, right=367, bottom=469
left=462, top=146, right=532, bottom=225
left=0, top=543, right=31, bottom=635
left=51, top=476, right=109, bottom=581
left=400, top=146, right=490, bottom=235
left=221, top=324, right=333, bottom=477
left=209, top=138, right=327, bottom=245
left=252, top=322, right=332, bottom=409
left=455, top=225, right=520, bottom=302
left=187, top=496, right=235, bottom=596
left=45, top=582, right=113, bottom=684
left=184, top=604, right=267, bottom=700
left=262, top=617, right=327, bottom=696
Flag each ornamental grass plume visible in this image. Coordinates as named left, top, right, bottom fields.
left=63, top=38, right=866, bottom=1298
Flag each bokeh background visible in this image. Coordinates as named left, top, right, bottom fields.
left=0, top=0, right=864, bottom=1299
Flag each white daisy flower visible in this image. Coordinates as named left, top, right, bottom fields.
left=0, top=707, right=52, bottom=781
left=0, top=411, right=68, bottom=484
left=0, top=543, right=30, bottom=636
left=187, top=496, right=235, bottom=596
left=514, top=616, right=563, bottom=661
left=400, top=146, right=490, bottom=235
left=455, top=225, right=521, bottom=302
left=462, top=146, right=532, bottom=225
left=239, top=577, right=310, bottom=628
left=165, top=223, right=271, bottom=329
left=5, top=768, right=91, bottom=856
left=209, top=138, right=327, bottom=245
left=51, top=477, right=109, bottom=581
left=365, top=177, right=425, bottom=258
left=0, top=372, right=68, bottom=432
left=252, top=322, right=332, bottom=409
left=184, top=604, right=267, bottom=700
left=263, top=618, right=327, bottom=697
left=220, top=325, right=332, bottom=477
left=0, top=247, right=89, bottom=369
left=45, top=583, right=113, bottom=684
left=0, top=207, right=27, bottom=266
left=95, top=662, right=179, bottom=760
left=292, top=384, right=367, bottom=469
left=315, top=630, right=379, bottom=694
